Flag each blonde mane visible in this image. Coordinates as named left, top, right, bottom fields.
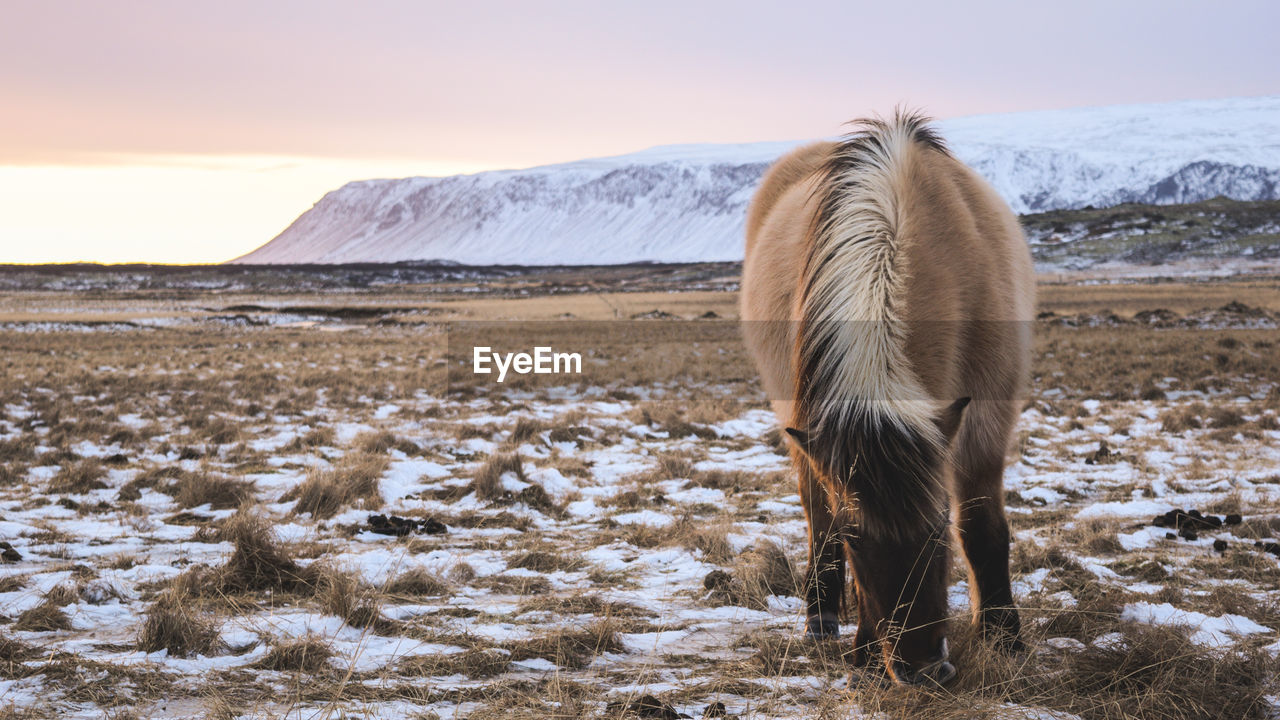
left=795, top=112, right=947, bottom=447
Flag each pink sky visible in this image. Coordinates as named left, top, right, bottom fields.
left=1, top=0, right=1277, bottom=263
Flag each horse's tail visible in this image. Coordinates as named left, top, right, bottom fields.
left=793, top=110, right=950, bottom=534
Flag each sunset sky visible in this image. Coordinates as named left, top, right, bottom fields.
left=2, top=0, right=1277, bottom=264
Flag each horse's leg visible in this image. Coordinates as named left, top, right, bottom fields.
left=798, top=455, right=844, bottom=639
left=848, top=569, right=879, bottom=667
left=954, top=429, right=1022, bottom=650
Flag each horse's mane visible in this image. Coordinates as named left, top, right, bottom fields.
left=792, top=110, right=951, bottom=532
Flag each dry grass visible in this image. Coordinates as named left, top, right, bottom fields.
left=673, top=516, right=736, bottom=564
left=471, top=452, right=524, bottom=502
left=252, top=637, right=333, bottom=673
left=474, top=574, right=554, bottom=595
left=509, top=417, right=548, bottom=445
left=281, top=451, right=389, bottom=519
left=48, top=458, right=107, bottom=494
left=353, top=429, right=420, bottom=455
left=13, top=601, right=70, bottom=632
left=4, top=277, right=1280, bottom=717
left=172, top=472, right=254, bottom=509
left=384, top=567, right=451, bottom=597
left=283, top=425, right=336, bottom=451
left=0, top=633, right=39, bottom=680
left=136, top=590, right=218, bottom=657
left=706, top=539, right=800, bottom=610
left=507, top=619, right=626, bottom=669
left=872, top=615, right=1280, bottom=720
left=312, top=564, right=400, bottom=634
left=177, top=509, right=312, bottom=597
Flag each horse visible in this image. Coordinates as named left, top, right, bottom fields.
left=740, top=111, right=1034, bottom=686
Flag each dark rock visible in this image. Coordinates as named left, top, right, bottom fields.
left=1178, top=526, right=1199, bottom=541
left=703, top=569, right=732, bottom=591
left=0, top=541, right=20, bottom=562
left=366, top=514, right=447, bottom=537
left=631, top=309, right=679, bottom=320
left=1256, top=541, right=1280, bottom=557
left=703, top=702, right=727, bottom=718
left=1165, top=532, right=1177, bottom=540
left=605, top=694, right=685, bottom=719
left=1151, top=509, right=1223, bottom=531
left=1084, top=440, right=1119, bottom=465
left=1225, top=514, right=1243, bottom=525
left=1213, top=539, right=1228, bottom=552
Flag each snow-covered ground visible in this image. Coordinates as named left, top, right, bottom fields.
left=2, top=299, right=1279, bottom=718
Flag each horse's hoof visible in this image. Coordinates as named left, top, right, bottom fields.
left=890, top=638, right=956, bottom=687
left=894, top=659, right=957, bottom=688
left=805, top=615, right=840, bottom=639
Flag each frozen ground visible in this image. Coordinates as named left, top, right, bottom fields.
left=1, top=288, right=1279, bottom=719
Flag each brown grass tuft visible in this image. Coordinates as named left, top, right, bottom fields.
left=385, top=567, right=452, bottom=597
left=136, top=590, right=218, bottom=657
left=471, top=452, right=524, bottom=502
left=194, top=509, right=311, bottom=595
left=672, top=515, right=735, bottom=564
left=353, top=429, right=420, bottom=455
left=707, top=539, right=799, bottom=610
left=398, top=647, right=512, bottom=678
left=283, top=425, right=336, bottom=451
left=508, top=548, right=586, bottom=573
left=49, top=458, right=107, bottom=494
left=172, top=472, right=254, bottom=509
left=312, top=564, right=399, bottom=634
left=509, top=417, right=547, bottom=445
left=13, top=601, right=70, bottom=632
left=0, top=633, right=39, bottom=679
left=508, top=619, right=626, bottom=669
left=281, top=451, right=388, bottom=519
left=252, top=637, right=333, bottom=673
left=1159, top=403, right=1205, bottom=433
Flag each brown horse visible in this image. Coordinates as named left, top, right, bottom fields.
left=740, top=111, right=1034, bottom=685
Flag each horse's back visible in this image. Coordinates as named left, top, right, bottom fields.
left=741, top=141, right=833, bottom=419
left=898, top=146, right=1034, bottom=455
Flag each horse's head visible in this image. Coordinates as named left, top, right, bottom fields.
left=786, top=397, right=969, bottom=685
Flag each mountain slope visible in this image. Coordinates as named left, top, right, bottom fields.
left=234, top=96, right=1280, bottom=265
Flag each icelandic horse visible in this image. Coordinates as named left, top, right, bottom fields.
left=740, top=111, right=1034, bottom=686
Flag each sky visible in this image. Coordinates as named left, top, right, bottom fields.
left=1, top=0, right=1277, bottom=264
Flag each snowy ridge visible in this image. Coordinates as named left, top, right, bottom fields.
left=235, top=96, right=1280, bottom=265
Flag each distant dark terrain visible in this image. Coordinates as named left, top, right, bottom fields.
left=1, top=199, right=1277, bottom=296
left=1023, top=197, right=1280, bottom=269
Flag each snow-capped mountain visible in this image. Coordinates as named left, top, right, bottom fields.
left=234, top=96, right=1280, bottom=265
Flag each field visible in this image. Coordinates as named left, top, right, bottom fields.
left=2, top=269, right=1280, bottom=719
